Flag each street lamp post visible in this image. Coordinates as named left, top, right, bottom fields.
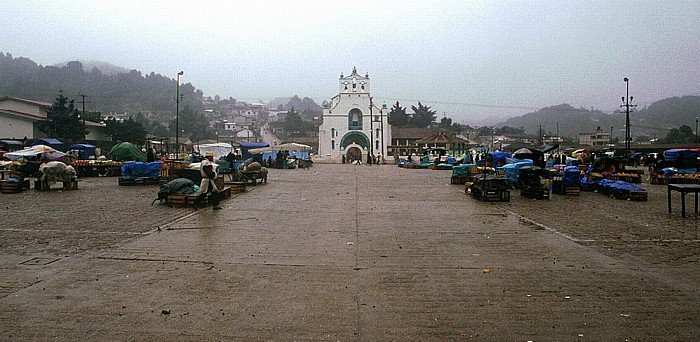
left=620, top=77, right=636, bottom=159
left=695, top=117, right=698, bottom=147
left=175, top=70, right=184, bottom=158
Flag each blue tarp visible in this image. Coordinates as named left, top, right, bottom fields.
left=452, top=164, right=476, bottom=176
left=563, top=166, right=581, bottom=187
left=664, top=149, right=700, bottom=169
left=69, top=143, right=96, bottom=160
left=490, top=151, right=512, bottom=166
left=503, top=160, right=534, bottom=182
left=31, top=138, right=64, bottom=151
left=120, top=161, right=162, bottom=180
left=597, top=179, right=646, bottom=194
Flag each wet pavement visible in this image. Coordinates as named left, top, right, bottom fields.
left=1, top=163, right=700, bottom=341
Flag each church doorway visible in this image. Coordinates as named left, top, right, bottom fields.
left=346, top=147, right=363, bottom=162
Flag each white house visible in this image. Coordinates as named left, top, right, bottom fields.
left=0, top=96, right=108, bottom=144
left=317, top=67, right=390, bottom=162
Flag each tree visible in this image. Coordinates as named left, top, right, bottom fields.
left=664, top=125, right=694, bottom=143
left=388, top=101, right=409, bottom=127
left=438, top=116, right=452, bottom=129
left=410, top=102, right=436, bottom=128
left=495, top=126, right=526, bottom=136
left=38, top=92, right=85, bottom=142
left=169, top=105, right=213, bottom=142
left=105, top=117, right=147, bottom=144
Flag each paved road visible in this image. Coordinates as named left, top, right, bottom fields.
left=1, top=164, right=699, bottom=340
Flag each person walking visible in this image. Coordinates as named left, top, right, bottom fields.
left=195, top=151, right=222, bottom=210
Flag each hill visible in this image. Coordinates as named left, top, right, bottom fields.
left=498, top=96, right=700, bottom=139
left=52, top=60, right=130, bottom=76
left=0, top=52, right=204, bottom=118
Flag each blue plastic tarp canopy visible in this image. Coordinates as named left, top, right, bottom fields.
left=490, top=151, right=512, bottom=165
left=664, top=148, right=700, bottom=168
left=120, top=161, right=162, bottom=180
left=452, top=164, right=476, bottom=176
left=69, top=143, right=96, bottom=160
left=31, top=138, right=64, bottom=151
left=503, top=160, right=533, bottom=182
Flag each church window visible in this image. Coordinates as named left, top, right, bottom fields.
left=348, top=108, right=362, bottom=130
left=331, top=140, right=335, bottom=150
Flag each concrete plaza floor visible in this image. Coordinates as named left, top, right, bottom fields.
left=1, top=163, right=699, bottom=341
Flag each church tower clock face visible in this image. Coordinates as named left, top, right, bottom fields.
left=319, top=67, right=390, bottom=163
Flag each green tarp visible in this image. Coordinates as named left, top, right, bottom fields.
left=107, top=142, right=147, bottom=162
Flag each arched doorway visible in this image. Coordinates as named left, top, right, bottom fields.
left=346, top=147, right=362, bottom=162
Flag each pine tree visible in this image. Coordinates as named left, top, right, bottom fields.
left=38, top=92, right=85, bottom=142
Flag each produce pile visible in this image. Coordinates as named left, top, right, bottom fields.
left=71, top=160, right=123, bottom=167
left=670, top=173, right=700, bottom=184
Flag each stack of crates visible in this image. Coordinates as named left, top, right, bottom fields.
left=470, top=174, right=510, bottom=202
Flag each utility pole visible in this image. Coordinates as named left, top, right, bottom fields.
left=620, top=78, right=637, bottom=159
left=78, top=94, right=91, bottom=141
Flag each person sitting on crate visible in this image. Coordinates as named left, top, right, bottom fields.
left=194, top=151, right=222, bottom=210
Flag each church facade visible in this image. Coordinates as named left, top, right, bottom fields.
left=317, top=67, right=391, bottom=163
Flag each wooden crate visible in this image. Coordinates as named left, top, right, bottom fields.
left=650, top=177, right=668, bottom=185
left=166, top=187, right=231, bottom=207
left=628, top=190, right=648, bottom=201
left=581, top=183, right=595, bottom=191
left=118, top=177, right=160, bottom=186
left=227, top=181, right=246, bottom=194
left=0, top=181, right=22, bottom=194
left=34, top=179, right=79, bottom=191
left=521, top=188, right=549, bottom=199
left=563, top=186, right=580, bottom=195
left=471, top=186, right=510, bottom=202
left=451, top=174, right=471, bottom=184
left=63, top=180, right=79, bottom=190
left=167, top=194, right=202, bottom=207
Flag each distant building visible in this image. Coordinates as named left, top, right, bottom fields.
left=579, top=126, right=610, bottom=146
left=389, top=127, right=433, bottom=156
left=317, top=67, right=390, bottom=162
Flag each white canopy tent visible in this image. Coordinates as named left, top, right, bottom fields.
left=193, top=142, right=236, bottom=159
left=248, top=143, right=311, bottom=154
left=4, top=145, right=66, bottom=161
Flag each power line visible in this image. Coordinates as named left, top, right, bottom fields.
left=383, top=98, right=541, bottom=111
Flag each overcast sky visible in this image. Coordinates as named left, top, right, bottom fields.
left=2, top=0, right=699, bottom=124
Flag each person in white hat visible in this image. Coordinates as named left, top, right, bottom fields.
left=194, top=151, right=222, bottom=209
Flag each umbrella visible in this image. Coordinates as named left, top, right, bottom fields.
left=513, top=148, right=534, bottom=155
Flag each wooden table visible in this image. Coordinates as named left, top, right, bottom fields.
left=667, top=184, right=700, bottom=217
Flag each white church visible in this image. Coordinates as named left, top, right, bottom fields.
left=317, top=67, right=391, bottom=163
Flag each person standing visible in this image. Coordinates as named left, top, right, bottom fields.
left=146, top=147, right=156, bottom=162
left=195, top=151, right=222, bottom=210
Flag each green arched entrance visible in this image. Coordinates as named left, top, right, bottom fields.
left=340, top=131, right=370, bottom=150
